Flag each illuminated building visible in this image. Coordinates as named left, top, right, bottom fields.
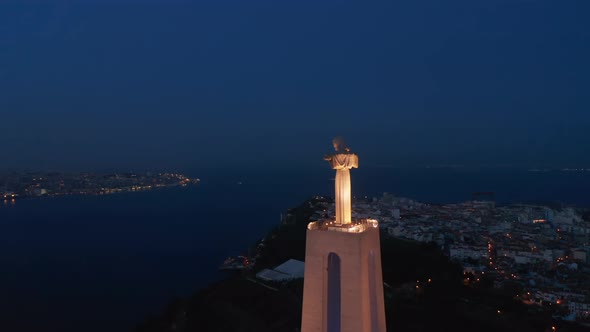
left=301, top=138, right=386, bottom=332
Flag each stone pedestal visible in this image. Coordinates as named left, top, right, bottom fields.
left=301, top=221, right=387, bottom=332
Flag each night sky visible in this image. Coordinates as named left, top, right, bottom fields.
left=1, top=0, right=589, bottom=171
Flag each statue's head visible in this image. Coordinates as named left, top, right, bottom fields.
left=332, top=136, right=350, bottom=153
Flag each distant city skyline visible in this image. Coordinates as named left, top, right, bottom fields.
left=1, top=1, right=589, bottom=171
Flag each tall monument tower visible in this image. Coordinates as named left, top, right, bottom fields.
left=301, top=138, right=387, bottom=332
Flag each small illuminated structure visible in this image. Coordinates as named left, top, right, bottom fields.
left=301, top=138, right=386, bottom=332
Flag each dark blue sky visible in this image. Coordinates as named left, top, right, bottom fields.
left=1, top=0, right=589, bottom=171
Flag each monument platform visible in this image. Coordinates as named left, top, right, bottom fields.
left=307, top=218, right=379, bottom=233
left=302, top=218, right=386, bottom=332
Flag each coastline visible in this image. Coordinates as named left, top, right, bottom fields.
left=135, top=195, right=590, bottom=332
left=0, top=171, right=199, bottom=203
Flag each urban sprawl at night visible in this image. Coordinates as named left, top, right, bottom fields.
left=0, top=172, right=198, bottom=200
left=310, top=194, right=590, bottom=324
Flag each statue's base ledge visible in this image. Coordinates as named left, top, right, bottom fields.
left=307, top=218, right=379, bottom=233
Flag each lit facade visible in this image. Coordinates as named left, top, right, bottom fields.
left=301, top=140, right=386, bottom=332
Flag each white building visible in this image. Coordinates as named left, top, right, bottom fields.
left=256, top=259, right=305, bottom=282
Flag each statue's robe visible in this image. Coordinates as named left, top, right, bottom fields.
left=327, top=153, right=358, bottom=224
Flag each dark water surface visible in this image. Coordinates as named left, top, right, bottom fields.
left=1, top=168, right=589, bottom=332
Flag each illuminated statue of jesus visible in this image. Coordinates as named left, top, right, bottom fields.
left=324, top=137, right=358, bottom=224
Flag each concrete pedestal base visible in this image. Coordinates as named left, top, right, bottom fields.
left=301, top=223, right=387, bottom=332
